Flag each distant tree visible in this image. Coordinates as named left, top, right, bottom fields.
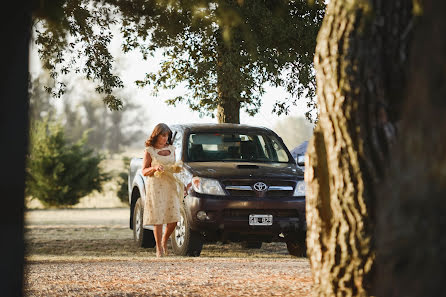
left=26, top=119, right=110, bottom=207
left=62, top=97, right=145, bottom=153
left=116, top=156, right=130, bottom=205
left=28, top=74, right=56, bottom=122
left=28, top=76, right=146, bottom=153
left=81, top=99, right=109, bottom=149
left=62, top=98, right=86, bottom=145
left=109, top=110, right=124, bottom=153
left=273, top=116, right=313, bottom=149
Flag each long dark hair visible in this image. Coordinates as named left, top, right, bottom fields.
left=145, top=123, right=173, bottom=147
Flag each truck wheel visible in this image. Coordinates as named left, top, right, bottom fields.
left=171, top=207, right=203, bottom=257
left=241, top=241, right=263, bottom=249
left=286, top=240, right=307, bottom=257
left=133, top=198, right=156, bottom=248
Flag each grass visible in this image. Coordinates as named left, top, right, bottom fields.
left=25, top=208, right=291, bottom=260
left=25, top=225, right=292, bottom=260
left=25, top=208, right=294, bottom=262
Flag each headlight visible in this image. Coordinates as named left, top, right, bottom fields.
left=293, top=180, right=306, bottom=196
left=192, top=177, right=226, bottom=196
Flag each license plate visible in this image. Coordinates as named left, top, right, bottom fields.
left=249, top=214, right=273, bottom=226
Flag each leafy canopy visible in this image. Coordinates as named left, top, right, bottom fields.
left=33, top=0, right=123, bottom=110
left=120, top=0, right=324, bottom=120
left=33, top=0, right=324, bottom=120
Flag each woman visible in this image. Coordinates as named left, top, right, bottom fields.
left=142, top=123, right=181, bottom=257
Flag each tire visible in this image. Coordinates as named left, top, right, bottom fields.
left=286, top=240, right=307, bottom=257
left=133, top=198, right=156, bottom=248
left=171, top=206, right=203, bottom=256
left=241, top=241, right=263, bottom=249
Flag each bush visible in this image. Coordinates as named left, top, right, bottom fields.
left=116, top=156, right=130, bottom=204
left=26, top=119, right=110, bottom=207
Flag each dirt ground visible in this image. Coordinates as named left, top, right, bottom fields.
left=24, top=208, right=313, bottom=296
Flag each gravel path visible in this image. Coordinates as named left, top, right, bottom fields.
left=25, top=258, right=312, bottom=297
left=24, top=208, right=313, bottom=296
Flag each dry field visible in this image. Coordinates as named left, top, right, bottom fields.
left=24, top=208, right=313, bottom=296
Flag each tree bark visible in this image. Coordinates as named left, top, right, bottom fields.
left=216, top=99, right=240, bottom=124
left=215, top=30, right=241, bottom=124
left=376, top=1, right=446, bottom=296
left=0, top=2, right=31, bottom=296
left=306, top=1, right=412, bottom=296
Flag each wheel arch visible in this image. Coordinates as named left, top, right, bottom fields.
left=129, top=174, right=146, bottom=230
left=129, top=187, right=140, bottom=230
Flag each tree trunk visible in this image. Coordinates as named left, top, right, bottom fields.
left=376, top=1, right=446, bottom=296
left=215, top=30, right=241, bottom=124
left=216, top=99, right=240, bottom=124
left=306, top=1, right=412, bottom=296
left=0, top=2, right=31, bottom=296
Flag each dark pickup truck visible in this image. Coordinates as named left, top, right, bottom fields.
left=128, top=123, right=306, bottom=257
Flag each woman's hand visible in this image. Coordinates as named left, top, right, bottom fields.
left=155, top=165, right=164, bottom=172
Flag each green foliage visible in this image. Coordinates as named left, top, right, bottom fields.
left=116, top=156, right=130, bottom=204
left=33, top=0, right=123, bottom=110
left=33, top=0, right=325, bottom=121
left=125, top=0, right=325, bottom=121
left=26, top=119, right=110, bottom=207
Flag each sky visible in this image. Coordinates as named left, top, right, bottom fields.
left=29, top=29, right=311, bottom=142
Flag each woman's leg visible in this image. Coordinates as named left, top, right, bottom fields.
left=153, top=224, right=163, bottom=257
left=161, top=222, right=178, bottom=255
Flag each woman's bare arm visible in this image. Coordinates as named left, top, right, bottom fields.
left=142, top=150, right=163, bottom=176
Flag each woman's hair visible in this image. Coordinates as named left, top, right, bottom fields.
left=145, top=123, right=173, bottom=147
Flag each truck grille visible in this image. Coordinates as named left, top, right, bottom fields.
left=223, top=209, right=299, bottom=218
left=222, top=179, right=296, bottom=197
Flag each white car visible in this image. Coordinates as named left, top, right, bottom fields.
left=291, top=141, right=308, bottom=171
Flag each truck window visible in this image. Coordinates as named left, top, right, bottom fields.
left=187, top=132, right=290, bottom=163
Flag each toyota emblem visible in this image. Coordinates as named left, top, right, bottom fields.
left=253, top=182, right=268, bottom=192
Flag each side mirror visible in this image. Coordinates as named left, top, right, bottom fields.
left=297, top=155, right=305, bottom=166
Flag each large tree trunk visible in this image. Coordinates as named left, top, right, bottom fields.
left=306, top=1, right=412, bottom=296
left=216, top=98, right=240, bottom=124
left=216, top=57, right=241, bottom=123
left=215, top=30, right=241, bottom=124
left=0, top=2, right=31, bottom=296
left=376, top=1, right=446, bottom=296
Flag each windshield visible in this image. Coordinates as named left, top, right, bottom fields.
left=186, top=132, right=290, bottom=163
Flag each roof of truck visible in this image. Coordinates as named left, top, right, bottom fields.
left=170, top=123, right=272, bottom=133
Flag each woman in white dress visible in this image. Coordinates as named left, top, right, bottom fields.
left=142, top=123, right=181, bottom=257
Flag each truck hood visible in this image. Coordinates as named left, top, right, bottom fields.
left=184, top=161, right=303, bottom=179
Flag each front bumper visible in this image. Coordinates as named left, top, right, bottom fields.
left=183, top=193, right=306, bottom=241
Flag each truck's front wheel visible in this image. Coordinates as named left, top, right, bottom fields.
left=286, top=232, right=307, bottom=257
left=133, top=198, right=156, bottom=248
left=171, top=207, right=203, bottom=256
left=241, top=241, right=263, bottom=249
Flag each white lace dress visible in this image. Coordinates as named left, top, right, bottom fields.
left=143, top=145, right=181, bottom=225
